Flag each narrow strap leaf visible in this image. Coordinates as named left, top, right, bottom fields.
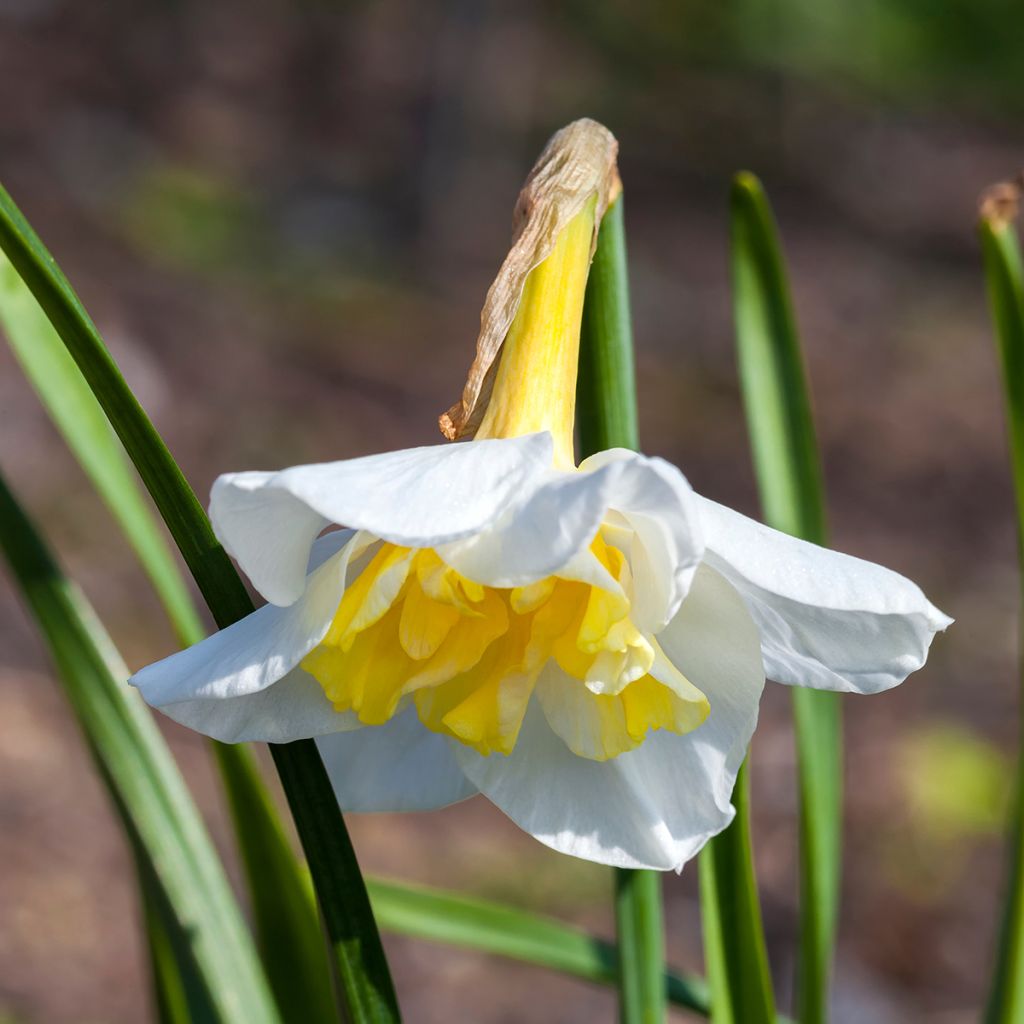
left=136, top=855, right=219, bottom=1024
left=0, top=179, right=399, bottom=1023
left=980, top=211, right=1024, bottom=1024
left=578, top=195, right=666, bottom=1024
left=366, top=877, right=713, bottom=1017
left=730, top=171, right=835, bottom=1024
left=213, top=743, right=338, bottom=1022
left=690, top=173, right=787, bottom=1024
left=0, top=247, right=336, bottom=1023
left=0, top=470, right=281, bottom=1024
left=0, top=250, right=204, bottom=645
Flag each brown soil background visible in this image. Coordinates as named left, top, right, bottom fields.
left=0, top=3, right=1020, bottom=1021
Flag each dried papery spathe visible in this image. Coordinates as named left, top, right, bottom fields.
left=440, top=118, right=622, bottom=442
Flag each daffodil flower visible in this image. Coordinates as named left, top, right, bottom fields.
left=131, top=121, right=949, bottom=870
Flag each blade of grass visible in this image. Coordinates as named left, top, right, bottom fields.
left=0, top=469, right=280, bottom=1024
left=980, top=207, right=1024, bottom=1024
left=730, top=171, right=836, bottom=1024
left=366, top=877, right=711, bottom=1017
left=0, top=179, right=398, bottom=1023
left=0, top=243, right=336, bottom=1024
left=578, top=194, right=665, bottom=1024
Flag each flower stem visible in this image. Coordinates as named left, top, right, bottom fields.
left=614, top=869, right=667, bottom=1023
left=699, top=764, right=775, bottom=1024
left=578, top=197, right=639, bottom=455
left=578, top=196, right=665, bottom=1023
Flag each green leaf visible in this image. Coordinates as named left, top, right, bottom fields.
left=0, top=232, right=339, bottom=1024
left=578, top=195, right=665, bottom=1024
left=730, top=171, right=837, bottom=1024
left=699, top=765, right=776, bottom=1024
left=213, top=742, right=337, bottom=1023
left=0, top=470, right=281, bottom=1024
left=0, top=179, right=399, bottom=1023
left=366, top=877, right=710, bottom=1016
left=980, top=212, right=1024, bottom=1024
left=0, top=250, right=204, bottom=646
left=137, top=857, right=219, bottom=1024
left=729, top=174, right=826, bottom=543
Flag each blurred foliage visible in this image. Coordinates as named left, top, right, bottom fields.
left=903, top=722, right=1010, bottom=839
left=559, top=0, right=1024, bottom=111
left=120, top=165, right=265, bottom=277
left=886, top=722, right=1012, bottom=903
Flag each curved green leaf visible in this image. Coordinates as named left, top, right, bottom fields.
left=731, top=171, right=836, bottom=1024
left=0, top=470, right=280, bottom=1024
left=0, top=251, right=204, bottom=646
left=367, top=877, right=709, bottom=1016
left=138, top=857, right=219, bottom=1024
left=0, top=179, right=398, bottom=1023
left=213, top=742, right=336, bottom=1022
left=0, top=244, right=335, bottom=1022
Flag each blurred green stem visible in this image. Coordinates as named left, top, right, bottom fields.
left=980, top=211, right=1024, bottom=1024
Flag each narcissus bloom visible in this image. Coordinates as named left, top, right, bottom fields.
left=131, top=121, right=949, bottom=870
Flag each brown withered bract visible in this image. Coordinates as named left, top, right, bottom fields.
left=979, top=172, right=1024, bottom=227
left=439, top=118, right=621, bottom=441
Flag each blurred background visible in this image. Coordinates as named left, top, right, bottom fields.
left=0, top=1, right=1019, bottom=1020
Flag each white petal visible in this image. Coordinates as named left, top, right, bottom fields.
left=160, top=667, right=361, bottom=743
left=440, top=451, right=701, bottom=632
left=694, top=494, right=952, bottom=694
left=316, top=706, right=477, bottom=812
left=579, top=450, right=704, bottom=632
left=456, top=565, right=764, bottom=870
left=131, top=535, right=371, bottom=708
left=210, top=433, right=554, bottom=606
left=308, top=528, right=357, bottom=571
